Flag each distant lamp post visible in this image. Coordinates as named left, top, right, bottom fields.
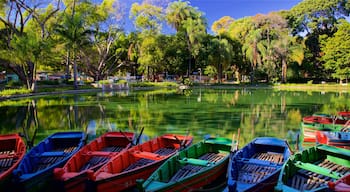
left=2, top=71, right=6, bottom=83
left=198, top=68, right=202, bottom=84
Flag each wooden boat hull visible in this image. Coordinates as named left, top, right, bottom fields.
left=316, top=131, right=350, bottom=149
left=12, top=132, right=85, bottom=192
left=227, top=137, right=291, bottom=192
left=275, top=144, right=350, bottom=192
left=87, top=134, right=193, bottom=192
left=53, top=131, right=134, bottom=192
left=301, top=122, right=344, bottom=143
left=138, top=137, right=233, bottom=192
left=0, top=134, right=26, bottom=186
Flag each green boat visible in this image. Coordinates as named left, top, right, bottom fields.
left=275, top=144, right=350, bottom=192
left=137, top=137, right=235, bottom=192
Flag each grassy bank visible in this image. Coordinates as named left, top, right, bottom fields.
left=274, top=83, right=350, bottom=92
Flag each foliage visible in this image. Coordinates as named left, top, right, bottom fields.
left=0, top=88, right=32, bottom=96
left=204, top=65, right=217, bottom=79
left=321, top=19, right=350, bottom=81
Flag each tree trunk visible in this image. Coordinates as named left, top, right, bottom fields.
left=281, top=58, right=287, bottom=83
left=73, top=51, right=78, bottom=90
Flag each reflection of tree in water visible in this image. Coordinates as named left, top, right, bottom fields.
left=15, top=100, right=39, bottom=149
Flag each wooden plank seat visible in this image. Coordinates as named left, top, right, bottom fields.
left=237, top=163, right=277, bottom=184
left=80, top=156, right=110, bottom=171
left=31, top=156, right=65, bottom=172
left=101, top=146, right=125, bottom=152
left=294, top=161, right=343, bottom=179
left=0, top=150, right=17, bottom=159
left=287, top=158, right=350, bottom=191
left=53, top=146, right=77, bottom=153
left=154, top=148, right=176, bottom=156
left=123, top=158, right=154, bottom=172
left=252, top=152, right=284, bottom=164
left=169, top=164, right=203, bottom=182
left=288, top=171, right=331, bottom=190
left=0, top=157, right=15, bottom=170
left=316, top=159, right=350, bottom=175
left=170, top=153, right=227, bottom=182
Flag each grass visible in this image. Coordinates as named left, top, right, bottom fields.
left=130, top=81, right=178, bottom=88
left=274, top=83, right=350, bottom=92
left=0, top=88, right=32, bottom=96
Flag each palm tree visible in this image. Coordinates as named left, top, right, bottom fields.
left=242, top=29, right=264, bottom=83
left=55, top=6, right=92, bottom=89
left=273, top=34, right=304, bottom=83
left=166, top=1, right=206, bottom=76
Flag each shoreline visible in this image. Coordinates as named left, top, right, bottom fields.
left=0, top=83, right=349, bottom=101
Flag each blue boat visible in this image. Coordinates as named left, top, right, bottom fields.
left=12, top=131, right=85, bottom=191
left=227, top=137, right=292, bottom=192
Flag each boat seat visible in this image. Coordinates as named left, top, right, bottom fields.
left=40, top=151, right=66, bottom=157
left=132, top=151, right=164, bottom=160
left=236, top=158, right=279, bottom=166
left=178, top=158, right=213, bottom=167
left=0, top=153, right=18, bottom=159
left=82, top=151, right=114, bottom=157
left=294, top=161, right=343, bottom=179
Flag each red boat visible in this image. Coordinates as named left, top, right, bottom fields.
left=338, top=111, right=350, bottom=120
left=302, top=114, right=348, bottom=125
left=328, top=174, right=350, bottom=191
left=302, top=113, right=350, bottom=142
left=53, top=132, right=135, bottom=192
left=87, top=134, right=193, bottom=192
left=0, top=134, right=26, bottom=185
left=316, top=130, right=350, bottom=149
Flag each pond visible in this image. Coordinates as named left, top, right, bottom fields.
left=0, top=87, right=349, bottom=151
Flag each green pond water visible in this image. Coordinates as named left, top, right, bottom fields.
left=0, top=87, right=349, bottom=150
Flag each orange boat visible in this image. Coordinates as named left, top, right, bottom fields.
left=87, top=134, right=193, bottom=192
left=53, top=131, right=135, bottom=192
left=0, top=134, right=26, bottom=185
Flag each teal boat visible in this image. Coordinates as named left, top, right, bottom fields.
left=137, top=137, right=234, bottom=192
left=275, top=144, right=350, bottom=192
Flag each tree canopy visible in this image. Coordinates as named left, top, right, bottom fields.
left=0, top=0, right=349, bottom=88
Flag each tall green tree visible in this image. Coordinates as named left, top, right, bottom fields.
left=288, top=0, right=350, bottom=78
left=166, top=0, right=206, bottom=76
left=55, top=0, right=94, bottom=89
left=321, top=20, right=350, bottom=83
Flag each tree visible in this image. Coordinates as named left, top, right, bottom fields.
left=166, top=0, right=207, bottom=76
left=55, top=0, right=94, bottom=89
left=0, top=0, right=61, bottom=91
left=130, top=2, right=164, bottom=34
left=288, top=0, right=350, bottom=78
left=211, top=16, right=234, bottom=35
left=321, top=20, right=350, bottom=83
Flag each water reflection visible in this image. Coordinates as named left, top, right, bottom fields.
left=0, top=88, right=349, bottom=151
